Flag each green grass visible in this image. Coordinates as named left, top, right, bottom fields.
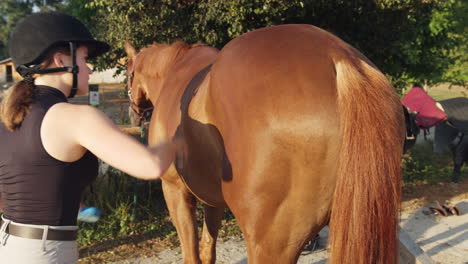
left=402, top=141, right=468, bottom=184
left=426, top=84, right=467, bottom=101
left=427, top=90, right=467, bottom=101
left=78, top=167, right=241, bottom=248
left=78, top=168, right=173, bottom=246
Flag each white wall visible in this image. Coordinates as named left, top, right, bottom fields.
left=415, top=127, right=435, bottom=145
left=89, top=68, right=125, bottom=84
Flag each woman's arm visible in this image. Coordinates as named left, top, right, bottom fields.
left=41, top=103, right=177, bottom=180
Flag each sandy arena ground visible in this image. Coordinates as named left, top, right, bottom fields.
left=111, top=198, right=468, bottom=264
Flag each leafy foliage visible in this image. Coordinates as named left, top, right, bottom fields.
left=192, top=0, right=300, bottom=48
left=0, top=0, right=33, bottom=59
left=83, top=0, right=197, bottom=72
left=438, top=0, right=468, bottom=86
left=398, top=0, right=467, bottom=87
left=0, top=0, right=81, bottom=59
left=83, top=0, right=466, bottom=91
left=0, top=0, right=466, bottom=90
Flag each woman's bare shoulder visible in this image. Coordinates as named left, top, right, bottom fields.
left=47, top=102, right=96, bottom=114
left=46, top=103, right=109, bottom=124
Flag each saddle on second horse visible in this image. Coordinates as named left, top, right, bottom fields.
left=401, top=87, right=447, bottom=129
left=402, top=86, right=468, bottom=183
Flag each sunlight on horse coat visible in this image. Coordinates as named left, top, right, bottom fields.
left=125, top=24, right=405, bottom=264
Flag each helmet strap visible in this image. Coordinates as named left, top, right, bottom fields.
left=16, top=42, right=80, bottom=98
left=17, top=65, right=71, bottom=75
left=68, top=42, right=79, bottom=98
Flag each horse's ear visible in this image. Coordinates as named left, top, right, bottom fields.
left=125, top=40, right=137, bottom=58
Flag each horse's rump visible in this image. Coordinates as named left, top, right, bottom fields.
left=205, top=24, right=404, bottom=263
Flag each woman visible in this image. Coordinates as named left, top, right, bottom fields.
left=0, top=12, right=178, bottom=263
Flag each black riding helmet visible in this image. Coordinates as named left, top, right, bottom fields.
left=8, top=12, right=110, bottom=98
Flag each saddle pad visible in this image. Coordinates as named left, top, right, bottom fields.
left=438, top=97, right=468, bottom=134
left=401, top=87, right=447, bottom=129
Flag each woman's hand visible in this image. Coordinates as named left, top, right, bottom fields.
left=148, top=139, right=186, bottom=179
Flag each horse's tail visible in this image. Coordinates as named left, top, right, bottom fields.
left=328, top=52, right=404, bottom=263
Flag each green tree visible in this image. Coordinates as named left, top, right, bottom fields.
left=0, top=0, right=92, bottom=60
left=0, top=0, right=33, bottom=60
left=395, top=0, right=467, bottom=87
left=192, top=0, right=301, bottom=48
left=86, top=0, right=466, bottom=90
left=84, top=0, right=302, bottom=72
left=85, top=0, right=197, bottom=72
left=437, top=0, right=467, bottom=87
left=61, top=0, right=98, bottom=36
left=3, top=0, right=465, bottom=89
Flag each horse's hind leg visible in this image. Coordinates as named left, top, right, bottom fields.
left=229, top=184, right=331, bottom=264
left=199, top=205, right=224, bottom=264
left=162, top=178, right=201, bottom=264
left=240, top=205, right=328, bottom=264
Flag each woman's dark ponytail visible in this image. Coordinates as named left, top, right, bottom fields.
left=0, top=45, right=71, bottom=131
left=0, top=78, right=35, bottom=131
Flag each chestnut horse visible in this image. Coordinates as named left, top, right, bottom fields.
left=125, top=24, right=405, bottom=263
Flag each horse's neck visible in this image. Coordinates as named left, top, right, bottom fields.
left=179, top=64, right=213, bottom=116
left=152, top=46, right=218, bottom=111
left=143, top=48, right=187, bottom=106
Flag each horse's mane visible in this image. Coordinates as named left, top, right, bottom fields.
left=136, top=41, right=205, bottom=80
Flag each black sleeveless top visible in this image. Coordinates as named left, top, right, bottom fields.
left=0, top=85, right=98, bottom=226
